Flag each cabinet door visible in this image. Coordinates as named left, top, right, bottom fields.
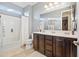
left=71, top=39, right=77, bottom=57
left=52, top=37, right=56, bottom=57
left=45, top=35, right=52, bottom=51
left=65, top=38, right=77, bottom=57
left=39, top=34, right=45, bottom=54
left=55, top=37, right=65, bottom=57
left=65, top=39, right=71, bottom=57
left=70, top=39, right=77, bottom=57
left=56, top=46, right=66, bottom=57
left=45, top=35, right=53, bottom=57
left=45, top=44, right=52, bottom=57
left=33, top=34, right=39, bottom=50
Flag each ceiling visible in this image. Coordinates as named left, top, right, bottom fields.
left=12, top=2, right=37, bottom=8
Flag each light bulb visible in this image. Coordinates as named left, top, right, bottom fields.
left=49, top=3, right=53, bottom=7
left=44, top=5, right=48, bottom=9
left=24, top=12, right=29, bottom=16
left=61, top=3, right=66, bottom=5
left=7, top=9, right=14, bottom=11
left=54, top=2, right=59, bottom=5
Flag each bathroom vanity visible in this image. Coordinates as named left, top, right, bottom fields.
left=33, top=3, right=78, bottom=57
left=33, top=32, right=77, bottom=57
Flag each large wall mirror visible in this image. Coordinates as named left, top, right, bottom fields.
left=40, top=2, right=76, bottom=32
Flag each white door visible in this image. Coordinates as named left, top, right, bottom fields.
left=21, top=16, right=29, bottom=45
left=1, top=14, right=21, bottom=51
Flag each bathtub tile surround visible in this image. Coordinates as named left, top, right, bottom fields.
left=0, top=14, right=21, bottom=52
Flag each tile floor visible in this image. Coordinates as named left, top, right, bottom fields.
left=0, top=48, right=46, bottom=57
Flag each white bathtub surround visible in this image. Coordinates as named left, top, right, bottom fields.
left=33, top=31, right=77, bottom=39
left=0, top=14, right=21, bottom=52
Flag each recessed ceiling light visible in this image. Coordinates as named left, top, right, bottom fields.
left=54, top=2, right=59, bottom=5
left=7, top=9, right=21, bottom=15
left=44, top=5, right=48, bottom=9
left=49, top=3, right=53, bottom=7
left=7, top=9, right=14, bottom=11
left=24, top=12, right=29, bottom=16
left=61, top=3, right=66, bottom=5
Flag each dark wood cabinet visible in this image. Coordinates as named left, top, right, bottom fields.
left=65, top=38, right=77, bottom=57
left=64, top=39, right=71, bottom=57
left=38, top=34, right=45, bottom=54
left=45, top=35, right=53, bottom=57
left=45, top=50, right=52, bottom=57
left=33, top=34, right=77, bottom=57
left=33, top=34, right=39, bottom=50
left=55, top=37, right=65, bottom=57
left=52, top=37, right=56, bottom=57
left=72, top=39, right=77, bottom=57
left=55, top=46, right=65, bottom=57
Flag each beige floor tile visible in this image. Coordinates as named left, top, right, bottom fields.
left=0, top=48, right=46, bottom=57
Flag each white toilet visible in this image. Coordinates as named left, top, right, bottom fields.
left=26, top=39, right=33, bottom=49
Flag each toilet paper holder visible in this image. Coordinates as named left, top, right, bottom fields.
left=73, top=41, right=79, bottom=46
